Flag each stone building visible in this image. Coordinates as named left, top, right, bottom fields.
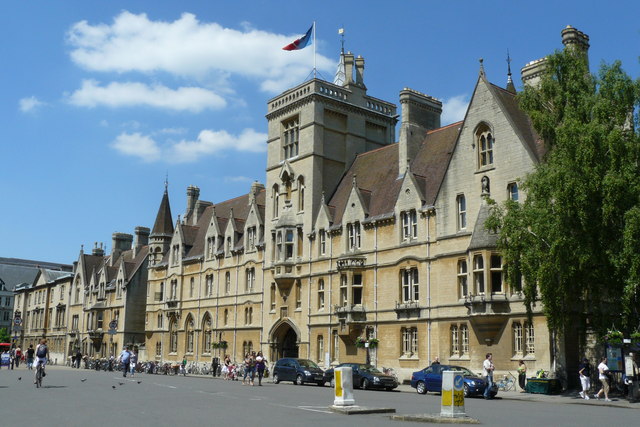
left=142, top=27, right=592, bottom=382
left=13, top=268, right=73, bottom=364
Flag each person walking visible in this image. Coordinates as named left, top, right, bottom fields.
left=118, top=346, right=131, bottom=377
left=578, top=357, right=591, bottom=400
left=212, top=356, right=220, bottom=377
left=595, top=356, right=611, bottom=401
left=15, top=346, right=22, bottom=368
left=483, top=353, right=495, bottom=399
left=242, top=353, right=252, bottom=385
left=75, top=350, right=82, bottom=368
left=517, top=360, right=527, bottom=392
left=255, top=352, right=266, bottom=386
left=130, top=349, right=138, bottom=377
left=26, top=344, right=35, bottom=370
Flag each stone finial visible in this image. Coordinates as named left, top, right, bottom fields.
left=479, top=58, right=485, bottom=77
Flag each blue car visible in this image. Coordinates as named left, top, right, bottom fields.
left=410, top=364, right=498, bottom=397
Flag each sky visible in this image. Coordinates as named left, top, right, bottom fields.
left=1, top=0, right=639, bottom=265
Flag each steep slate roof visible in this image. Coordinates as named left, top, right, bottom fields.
left=329, top=144, right=400, bottom=225
left=412, top=121, right=463, bottom=206
left=487, top=82, right=545, bottom=161
left=151, top=189, right=174, bottom=237
left=467, top=203, right=498, bottom=250
left=80, top=254, right=105, bottom=284
left=328, top=121, right=461, bottom=226
left=183, top=189, right=266, bottom=259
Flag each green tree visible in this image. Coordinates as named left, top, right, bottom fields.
left=486, top=48, right=640, bottom=338
left=0, top=327, right=10, bottom=343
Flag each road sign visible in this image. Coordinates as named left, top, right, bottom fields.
left=14, top=317, right=22, bottom=326
left=108, top=329, right=116, bottom=335
left=109, top=320, right=117, bottom=329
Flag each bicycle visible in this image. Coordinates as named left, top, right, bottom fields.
left=496, top=372, right=516, bottom=391
left=35, top=361, right=45, bottom=388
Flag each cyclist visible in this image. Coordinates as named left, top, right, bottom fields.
left=34, top=339, right=49, bottom=384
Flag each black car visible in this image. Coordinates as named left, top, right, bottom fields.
left=323, top=363, right=398, bottom=390
left=272, top=358, right=325, bottom=386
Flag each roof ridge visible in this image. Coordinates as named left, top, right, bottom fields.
left=426, top=120, right=463, bottom=134
left=355, top=143, right=397, bottom=158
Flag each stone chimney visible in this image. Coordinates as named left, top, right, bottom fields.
left=92, top=242, right=105, bottom=257
left=249, top=181, right=265, bottom=206
left=398, top=88, right=443, bottom=174
left=344, top=52, right=355, bottom=85
left=185, top=185, right=200, bottom=224
left=111, top=232, right=133, bottom=265
left=355, top=55, right=365, bottom=87
left=134, top=226, right=150, bottom=257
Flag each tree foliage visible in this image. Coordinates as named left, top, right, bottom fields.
left=0, top=328, right=10, bottom=343
left=486, top=48, right=640, bottom=336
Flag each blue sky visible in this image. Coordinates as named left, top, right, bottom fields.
left=1, top=1, right=639, bottom=264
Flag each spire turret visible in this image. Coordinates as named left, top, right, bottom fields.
left=506, top=50, right=516, bottom=93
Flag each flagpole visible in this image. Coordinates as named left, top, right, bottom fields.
left=313, top=21, right=317, bottom=78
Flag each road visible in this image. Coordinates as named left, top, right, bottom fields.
left=0, top=366, right=637, bottom=426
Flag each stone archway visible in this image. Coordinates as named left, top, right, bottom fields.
left=270, top=320, right=300, bottom=361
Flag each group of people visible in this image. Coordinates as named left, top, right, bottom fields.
left=216, top=352, right=267, bottom=385
left=578, top=356, right=613, bottom=401
left=117, top=346, right=139, bottom=377
left=1, top=341, right=46, bottom=380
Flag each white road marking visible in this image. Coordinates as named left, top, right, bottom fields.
left=152, top=382, right=177, bottom=389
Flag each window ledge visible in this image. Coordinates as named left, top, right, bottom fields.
left=475, top=166, right=496, bottom=174
left=511, top=355, right=536, bottom=362
left=295, top=308, right=302, bottom=312
left=448, top=356, right=471, bottom=361
left=399, top=355, right=419, bottom=361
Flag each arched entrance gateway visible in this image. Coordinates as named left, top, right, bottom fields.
left=269, top=319, right=300, bottom=361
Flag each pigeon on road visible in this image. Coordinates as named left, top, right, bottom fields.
left=81, top=379, right=87, bottom=382
left=18, top=377, right=21, bottom=381
left=118, top=382, right=124, bottom=385
left=137, top=381, right=141, bottom=384
left=112, top=385, right=116, bottom=389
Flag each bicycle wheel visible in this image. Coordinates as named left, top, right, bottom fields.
left=36, top=367, right=42, bottom=388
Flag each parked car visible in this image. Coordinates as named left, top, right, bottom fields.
left=410, top=364, right=498, bottom=398
left=323, top=363, right=398, bottom=391
left=272, top=358, right=325, bottom=386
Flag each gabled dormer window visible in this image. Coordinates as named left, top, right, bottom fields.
left=318, top=229, right=326, bottom=256
left=247, top=227, right=256, bottom=251
left=476, top=124, right=494, bottom=168
left=347, top=222, right=361, bottom=251
left=401, top=210, right=418, bottom=240
left=172, top=244, right=180, bottom=265
left=207, top=237, right=215, bottom=259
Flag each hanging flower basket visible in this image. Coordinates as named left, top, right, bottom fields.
left=355, top=337, right=379, bottom=349
left=603, top=330, right=624, bottom=345
left=630, top=331, right=640, bottom=343
left=212, top=341, right=228, bottom=350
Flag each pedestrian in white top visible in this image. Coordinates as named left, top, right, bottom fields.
left=595, top=357, right=611, bottom=401
left=483, top=353, right=495, bottom=399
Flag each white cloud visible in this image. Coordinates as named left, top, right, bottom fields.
left=68, top=80, right=226, bottom=112
left=19, top=96, right=45, bottom=113
left=441, top=94, right=469, bottom=125
left=112, top=128, right=266, bottom=163
left=111, top=132, right=161, bottom=162
left=66, top=11, right=334, bottom=94
left=169, top=128, right=266, bottom=163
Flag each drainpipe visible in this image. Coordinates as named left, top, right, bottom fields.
left=307, top=235, right=312, bottom=360
left=426, top=210, right=432, bottom=363
left=374, top=222, right=378, bottom=367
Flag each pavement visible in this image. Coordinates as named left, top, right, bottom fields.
left=192, top=371, right=640, bottom=410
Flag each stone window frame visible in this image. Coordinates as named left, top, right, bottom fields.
left=475, top=123, right=495, bottom=169
left=400, top=267, right=419, bottom=303
left=456, top=194, right=467, bottom=230
left=401, top=209, right=418, bottom=241
left=457, top=259, right=468, bottom=298
left=507, top=182, right=519, bottom=202
left=282, top=116, right=299, bottom=160
left=317, top=279, right=325, bottom=310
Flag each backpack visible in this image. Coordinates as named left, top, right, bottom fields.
left=36, top=345, right=47, bottom=358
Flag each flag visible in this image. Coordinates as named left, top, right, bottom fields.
left=282, top=25, right=313, bottom=51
